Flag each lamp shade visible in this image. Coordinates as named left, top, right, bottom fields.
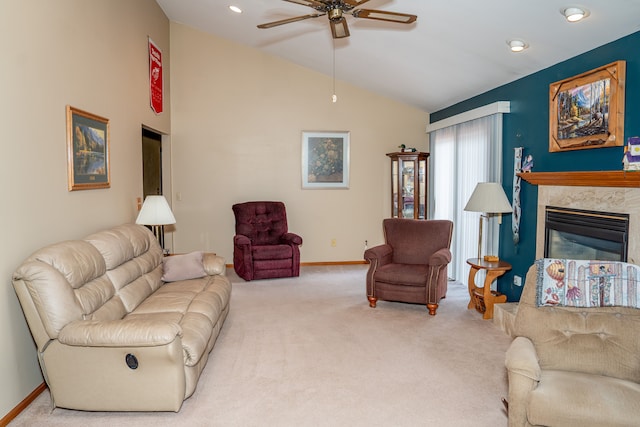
left=136, top=195, right=176, bottom=225
left=464, top=182, right=512, bottom=213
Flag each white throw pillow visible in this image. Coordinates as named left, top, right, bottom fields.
left=162, top=251, right=206, bottom=282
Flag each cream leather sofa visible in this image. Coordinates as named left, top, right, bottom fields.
left=505, top=263, right=640, bottom=426
left=12, top=224, right=231, bottom=412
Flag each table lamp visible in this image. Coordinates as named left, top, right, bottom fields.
left=136, top=195, right=176, bottom=250
left=464, top=182, right=512, bottom=261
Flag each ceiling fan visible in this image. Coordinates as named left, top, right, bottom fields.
left=257, top=0, right=417, bottom=39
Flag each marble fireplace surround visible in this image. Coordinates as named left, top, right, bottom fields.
left=518, top=171, right=640, bottom=265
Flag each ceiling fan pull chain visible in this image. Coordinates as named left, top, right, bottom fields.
left=332, top=40, right=337, bottom=103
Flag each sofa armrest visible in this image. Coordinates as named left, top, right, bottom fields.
left=281, top=232, right=303, bottom=246
left=505, top=336, right=541, bottom=380
left=428, top=248, right=452, bottom=266
left=203, top=253, right=226, bottom=276
left=234, top=234, right=251, bottom=247
left=58, top=319, right=182, bottom=347
left=505, top=336, right=541, bottom=427
left=364, top=244, right=393, bottom=265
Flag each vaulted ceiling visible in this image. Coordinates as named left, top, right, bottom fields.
left=156, top=0, right=640, bottom=112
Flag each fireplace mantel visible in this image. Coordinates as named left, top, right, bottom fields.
left=517, top=171, right=640, bottom=188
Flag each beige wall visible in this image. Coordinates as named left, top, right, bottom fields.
left=0, top=0, right=170, bottom=418
left=0, top=4, right=429, bottom=419
left=169, top=23, right=429, bottom=262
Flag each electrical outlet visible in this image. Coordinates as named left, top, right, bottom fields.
left=514, top=275, right=522, bottom=287
left=331, top=238, right=337, bottom=247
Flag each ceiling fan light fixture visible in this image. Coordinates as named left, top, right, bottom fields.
left=229, top=5, right=242, bottom=14
left=562, top=7, right=589, bottom=22
left=507, top=39, right=528, bottom=52
left=328, top=8, right=343, bottom=21
left=330, top=18, right=350, bottom=38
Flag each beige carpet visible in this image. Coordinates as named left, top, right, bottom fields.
left=10, top=265, right=513, bottom=426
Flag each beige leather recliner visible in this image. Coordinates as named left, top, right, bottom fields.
left=12, top=224, right=231, bottom=412
left=505, top=263, right=640, bottom=426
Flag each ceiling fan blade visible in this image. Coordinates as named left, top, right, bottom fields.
left=343, top=0, right=371, bottom=6
left=283, top=0, right=327, bottom=9
left=353, top=9, right=417, bottom=24
left=330, top=17, right=350, bottom=39
left=257, top=13, right=323, bottom=29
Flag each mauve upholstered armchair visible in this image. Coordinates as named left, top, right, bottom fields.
left=364, top=218, right=453, bottom=315
left=232, top=201, right=303, bottom=281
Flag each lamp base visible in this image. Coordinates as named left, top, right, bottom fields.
left=148, top=224, right=165, bottom=249
left=483, top=255, right=499, bottom=262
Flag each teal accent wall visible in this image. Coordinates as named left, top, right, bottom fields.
left=430, top=31, right=640, bottom=301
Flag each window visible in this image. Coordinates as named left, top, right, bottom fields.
left=428, top=104, right=508, bottom=281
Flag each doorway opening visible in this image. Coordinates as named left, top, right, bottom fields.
left=142, top=127, right=163, bottom=198
left=141, top=127, right=173, bottom=250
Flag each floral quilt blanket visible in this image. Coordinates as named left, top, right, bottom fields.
left=535, top=258, right=640, bottom=308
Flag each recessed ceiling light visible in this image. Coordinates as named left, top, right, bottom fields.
left=507, top=39, right=528, bottom=52
left=229, top=5, right=242, bottom=14
left=561, top=6, right=589, bottom=22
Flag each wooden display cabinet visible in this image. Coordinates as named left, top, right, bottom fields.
left=386, top=152, right=429, bottom=219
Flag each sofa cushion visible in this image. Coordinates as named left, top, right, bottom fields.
left=252, top=244, right=293, bottom=260
left=128, top=274, right=231, bottom=367
left=162, top=252, right=207, bottom=282
left=527, top=370, right=640, bottom=427
left=12, top=240, right=109, bottom=339
left=374, top=263, right=429, bottom=286
left=233, top=201, right=289, bottom=245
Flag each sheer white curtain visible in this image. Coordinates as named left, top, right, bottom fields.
left=429, top=114, right=503, bottom=281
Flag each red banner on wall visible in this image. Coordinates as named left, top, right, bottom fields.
left=149, top=38, right=163, bottom=114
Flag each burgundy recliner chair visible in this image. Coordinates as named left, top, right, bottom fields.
left=232, top=201, right=303, bottom=281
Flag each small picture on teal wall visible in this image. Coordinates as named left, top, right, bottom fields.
left=549, top=61, right=625, bottom=152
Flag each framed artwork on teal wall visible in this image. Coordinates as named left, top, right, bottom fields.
left=549, top=60, right=626, bottom=152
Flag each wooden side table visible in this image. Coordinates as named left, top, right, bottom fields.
left=466, top=258, right=511, bottom=320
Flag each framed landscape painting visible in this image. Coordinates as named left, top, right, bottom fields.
left=301, top=131, right=350, bottom=189
left=549, top=61, right=625, bottom=152
left=66, top=106, right=110, bottom=191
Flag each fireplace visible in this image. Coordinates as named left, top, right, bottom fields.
left=544, top=206, right=629, bottom=261
left=518, top=171, right=640, bottom=263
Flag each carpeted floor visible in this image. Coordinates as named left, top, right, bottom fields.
left=10, top=265, right=513, bottom=426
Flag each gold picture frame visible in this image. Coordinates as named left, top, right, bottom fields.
left=66, top=106, right=110, bottom=191
left=549, top=60, right=625, bottom=152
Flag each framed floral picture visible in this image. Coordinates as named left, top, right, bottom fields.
left=301, top=131, right=350, bottom=189
left=549, top=61, right=626, bottom=152
left=66, top=105, right=110, bottom=191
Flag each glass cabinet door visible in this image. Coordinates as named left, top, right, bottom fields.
left=418, top=157, right=426, bottom=219
left=391, top=159, right=399, bottom=217
left=401, top=159, right=415, bottom=218
left=387, top=152, right=429, bottom=219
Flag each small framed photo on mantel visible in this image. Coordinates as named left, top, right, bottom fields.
left=301, top=131, right=350, bottom=189
left=66, top=105, right=110, bottom=191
